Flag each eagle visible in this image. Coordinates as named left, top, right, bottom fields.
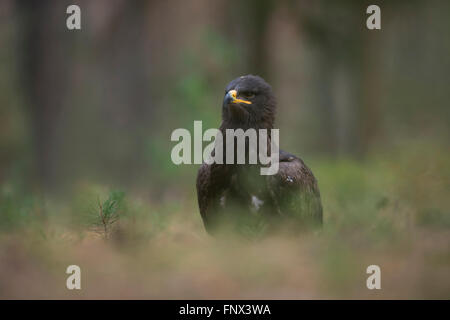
left=196, top=75, right=322, bottom=235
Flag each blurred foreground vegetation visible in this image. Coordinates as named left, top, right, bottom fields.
left=1, top=142, right=448, bottom=299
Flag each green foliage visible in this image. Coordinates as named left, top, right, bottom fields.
left=73, top=188, right=126, bottom=239
left=97, top=190, right=124, bottom=223
left=417, top=208, right=450, bottom=229
left=0, top=182, right=44, bottom=231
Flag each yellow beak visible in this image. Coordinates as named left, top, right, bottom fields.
left=229, top=90, right=252, bottom=105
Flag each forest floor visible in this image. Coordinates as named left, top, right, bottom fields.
left=0, top=146, right=449, bottom=299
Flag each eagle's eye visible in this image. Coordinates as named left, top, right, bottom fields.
left=241, top=92, right=255, bottom=99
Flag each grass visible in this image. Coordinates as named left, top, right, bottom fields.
left=0, top=146, right=449, bottom=299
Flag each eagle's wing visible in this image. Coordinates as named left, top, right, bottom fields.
left=196, top=162, right=232, bottom=234
left=196, top=163, right=213, bottom=232
left=266, top=150, right=323, bottom=226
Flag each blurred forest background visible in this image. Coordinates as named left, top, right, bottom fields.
left=0, top=0, right=449, bottom=299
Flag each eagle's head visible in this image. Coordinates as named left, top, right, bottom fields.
left=222, top=75, right=276, bottom=130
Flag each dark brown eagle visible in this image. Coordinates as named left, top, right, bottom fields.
left=196, top=75, right=322, bottom=235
